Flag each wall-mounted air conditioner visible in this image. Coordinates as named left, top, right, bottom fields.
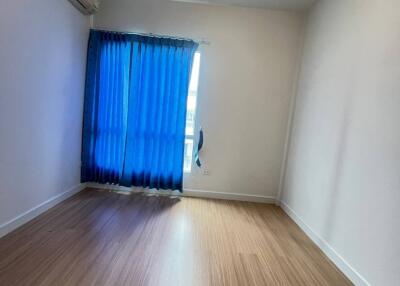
left=68, top=0, right=100, bottom=15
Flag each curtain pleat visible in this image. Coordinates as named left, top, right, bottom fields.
left=81, top=30, right=198, bottom=191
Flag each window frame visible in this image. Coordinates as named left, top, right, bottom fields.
left=183, top=51, right=201, bottom=173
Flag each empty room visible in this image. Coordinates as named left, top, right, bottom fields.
left=0, top=0, right=398, bottom=285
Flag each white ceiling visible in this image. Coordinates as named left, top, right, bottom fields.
left=171, top=0, right=317, bottom=11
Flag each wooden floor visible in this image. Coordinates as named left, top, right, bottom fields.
left=0, top=189, right=352, bottom=286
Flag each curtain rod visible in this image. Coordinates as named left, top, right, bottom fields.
left=91, top=28, right=211, bottom=46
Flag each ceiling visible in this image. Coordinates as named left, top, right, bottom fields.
left=171, top=0, right=317, bottom=11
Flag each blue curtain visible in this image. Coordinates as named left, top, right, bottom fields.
left=81, top=30, right=198, bottom=191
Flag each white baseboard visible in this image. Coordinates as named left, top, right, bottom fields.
left=183, top=188, right=276, bottom=203
left=86, top=183, right=276, bottom=204
left=280, top=201, right=370, bottom=286
left=0, top=183, right=86, bottom=238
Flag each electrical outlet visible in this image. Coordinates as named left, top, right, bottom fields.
left=203, top=169, right=210, bottom=176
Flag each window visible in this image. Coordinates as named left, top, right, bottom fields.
left=183, top=52, right=201, bottom=173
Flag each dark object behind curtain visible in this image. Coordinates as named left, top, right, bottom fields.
left=195, top=128, right=203, bottom=167
left=81, top=30, right=198, bottom=191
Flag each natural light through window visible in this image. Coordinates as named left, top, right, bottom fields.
left=183, top=52, right=201, bottom=173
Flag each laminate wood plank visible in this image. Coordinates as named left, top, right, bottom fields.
left=0, top=188, right=352, bottom=286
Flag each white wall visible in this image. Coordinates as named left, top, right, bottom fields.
left=94, top=0, right=304, bottom=199
left=0, top=0, right=88, bottom=231
left=281, top=0, right=400, bottom=285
